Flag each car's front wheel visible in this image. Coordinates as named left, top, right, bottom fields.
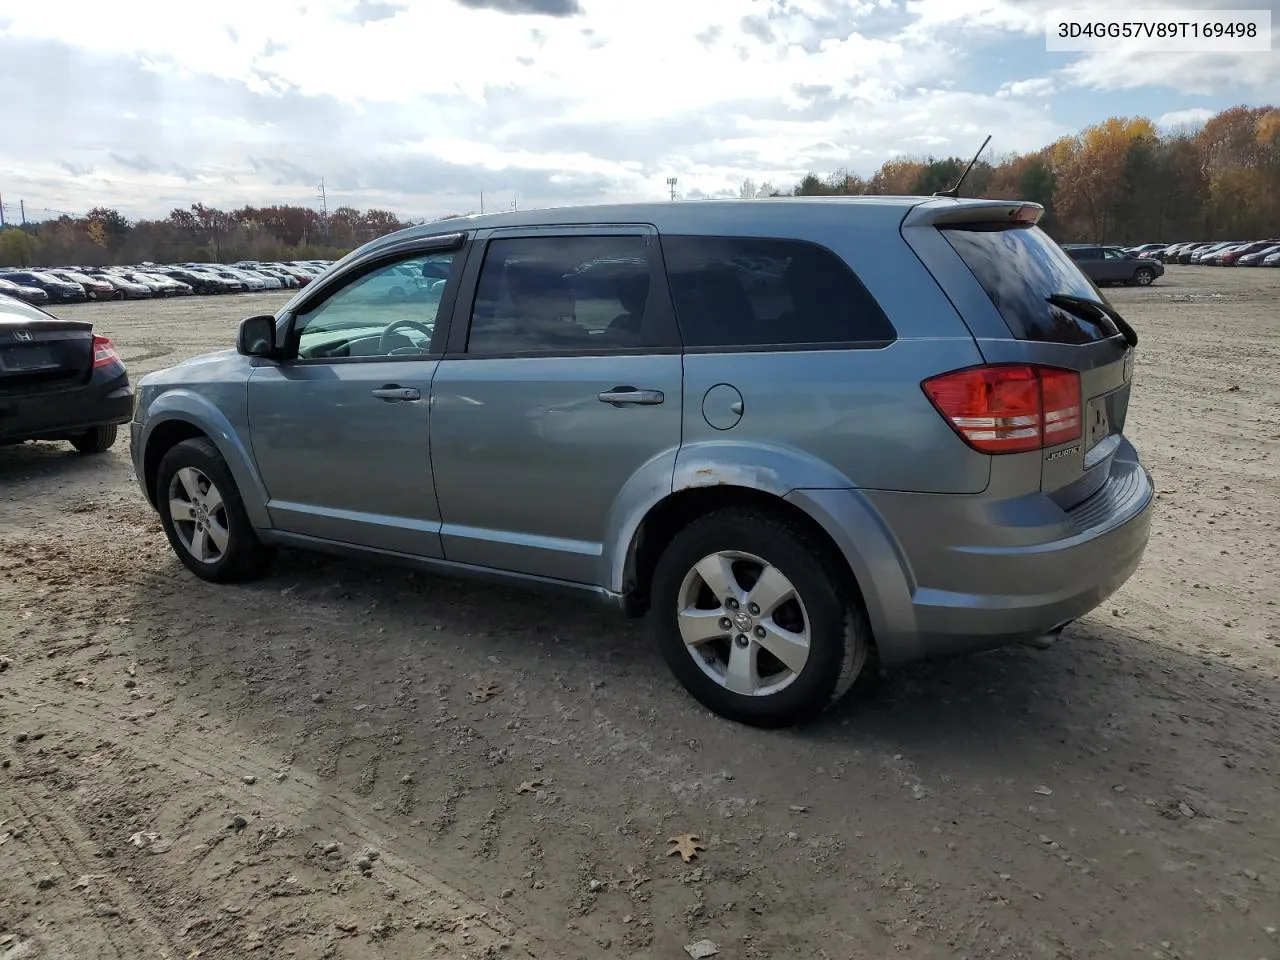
left=70, top=425, right=118, bottom=454
left=156, top=437, right=275, bottom=583
left=650, top=507, right=869, bottom=727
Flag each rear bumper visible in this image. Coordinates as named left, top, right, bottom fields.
left=789, top=439, right=1154, bottom=664
left=0, top=373, right=133, bottom=443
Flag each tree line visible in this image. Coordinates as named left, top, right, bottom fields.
left=1, top=104, right=1275, bottom=269
left=0, top=203, right=411, bottom=269
left=785, top=105, right=1280, bottom=244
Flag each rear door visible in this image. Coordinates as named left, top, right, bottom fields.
left=903, top=203, right=1135, bottom=507
left=1068, top=247, right=1104, bottom=282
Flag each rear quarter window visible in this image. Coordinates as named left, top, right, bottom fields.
left=660, top=235, right=896, bottom=349
left=941, top=224, right=1121, bottom=344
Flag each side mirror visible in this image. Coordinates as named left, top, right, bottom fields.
left=237, top=315, right=278, bottom=359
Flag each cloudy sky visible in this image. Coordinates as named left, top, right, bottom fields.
left=0, top=0, right=1275, bottom=222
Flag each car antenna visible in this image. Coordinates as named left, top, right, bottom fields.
left=934, top=134, right=992, bottom=198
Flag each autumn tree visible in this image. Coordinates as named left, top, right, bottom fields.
left=1048, top=117, right=1159, bottom=242
left=86, top=207, right=132, bottom=249
left=869, top=158, right=928, bottom=195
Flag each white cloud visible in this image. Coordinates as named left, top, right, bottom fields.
left=1156, top=107, right=1217, bottom=129
left=996, top=77, right=1056, bottom=98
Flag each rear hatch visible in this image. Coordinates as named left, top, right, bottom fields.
left=0, top=303, right=95, bottom=396
left=903, top=200, right=1136, bottom=507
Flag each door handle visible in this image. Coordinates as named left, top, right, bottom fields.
left=598, top=386, right=664, bottom=406
left=372, top=385, right=421, bottom=402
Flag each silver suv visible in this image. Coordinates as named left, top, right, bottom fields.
left=131, top=197, right=1153, bottom=727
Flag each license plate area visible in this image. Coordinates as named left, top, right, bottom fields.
left=0, top=345, right=58, bottom=373
left=1084, top=395, right=1111, bottom=452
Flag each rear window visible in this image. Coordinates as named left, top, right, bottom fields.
left=941, top=224, right=1122, bottom=344
left=661, top=235, right=895, bottom=349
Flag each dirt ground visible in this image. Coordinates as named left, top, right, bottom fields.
left=2, top=266, right=1278, bottom=960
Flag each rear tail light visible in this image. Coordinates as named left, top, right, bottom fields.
left=92, top=335, right=122, bottom=370
left=922, top=364, right=1081, bottom=454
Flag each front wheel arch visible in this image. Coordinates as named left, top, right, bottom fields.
left=143, top=419, right=209, bottom=507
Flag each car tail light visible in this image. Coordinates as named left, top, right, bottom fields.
left=92, top=334, right=122, bottom=369
left=922, top=364, right=1082, bottom=454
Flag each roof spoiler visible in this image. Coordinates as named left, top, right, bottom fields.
left=903, top=199, right=1045, bottom=228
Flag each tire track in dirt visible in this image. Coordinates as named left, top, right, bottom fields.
left=2, top=679, right=595, bottom=960
left=3, top=779, right=181, bottom=960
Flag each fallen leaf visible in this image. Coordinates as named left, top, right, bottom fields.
left=1034, top=785, right=1053, bottom=796
left=470, top=680, right=501, bottom=704
left=667, top=834, right=706, bottom=863
left=129, top=831, right=161, bottom=848
left=517, top=780, right=544, bottom=795
left=685, top=939, right=719, bottom=958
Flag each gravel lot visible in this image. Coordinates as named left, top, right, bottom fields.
left=2, top=266, right=1278, bottom=960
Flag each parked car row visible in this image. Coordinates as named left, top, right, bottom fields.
left=1120, top=240, right=1280, bottom=266
left=0, top=260, right=334, bottom=306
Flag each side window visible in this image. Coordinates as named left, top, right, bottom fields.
left=466, top=235, right=652, bottom=355
left=292, top=251, right=457, bottom=360
left=660, top=235, right=896, bottom=349
left=1104, top=249, right=1125, bottom=260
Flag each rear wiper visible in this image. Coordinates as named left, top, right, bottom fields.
left=1046, top=294, right=1139, bottom=348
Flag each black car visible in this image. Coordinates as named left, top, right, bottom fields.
left=157, top=268, right=223, bottom=295
left=0, top=278, right=50, bottom=304
left=0, top=296, right=132, bottom=453
left=3, top=270, right=89, bottom=303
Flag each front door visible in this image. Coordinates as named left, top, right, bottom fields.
left=430, top=226, right=684, bottom=585
left=1102, top=248, right=1131, bottom=282
left=246, top=241, right=465, bottom=556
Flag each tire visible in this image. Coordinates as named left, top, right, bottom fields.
left=650, top=507, right=870, bottom=728
left=155, top=436, right=275, bottom=583
left=70, top=424, right=118, bottom=454
left=1133, top=268, right=1155, bottom=285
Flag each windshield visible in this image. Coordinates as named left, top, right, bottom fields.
left=941, top=223, right=1122, bottom=344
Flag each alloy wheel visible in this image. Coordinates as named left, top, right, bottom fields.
left=675, top=550, right=811, bottom=696
left=167, top=466, right=230, bottom=564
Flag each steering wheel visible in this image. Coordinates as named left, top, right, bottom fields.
left=378, top=318, right=433, bottom=353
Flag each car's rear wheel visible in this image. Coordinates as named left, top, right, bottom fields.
left=70, top=425, right=118, bottom=454
left=1133, top=267, right=1155, bottom=285
left=650, top=507, right=869, bottom=727
left=156, top=437, right=274, bottom=583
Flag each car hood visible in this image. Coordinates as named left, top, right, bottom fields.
left=173, top=347, right=238, bottom=369
left=139, top=347, right=246, bottom=388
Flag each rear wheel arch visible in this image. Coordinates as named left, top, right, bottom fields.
left=623, top=486, right=870, bottom=622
